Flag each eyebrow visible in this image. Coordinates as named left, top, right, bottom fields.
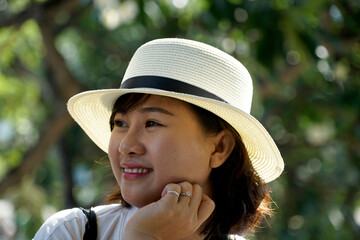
left=138, top=107, right=175, bottom=116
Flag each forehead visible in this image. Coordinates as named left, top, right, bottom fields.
left=138, top=95, right=192, bottom=113
left=145, top=95, right=185, bottom=106
left=115, top=94, right=194, bottom=115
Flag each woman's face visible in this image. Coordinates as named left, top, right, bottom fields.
left=108, top=95, right=218, bottom=208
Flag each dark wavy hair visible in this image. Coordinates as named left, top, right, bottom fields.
left=107, top=93, right=273, bottom=237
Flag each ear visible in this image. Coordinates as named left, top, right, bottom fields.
left=209, top=130, right=235, bottom=169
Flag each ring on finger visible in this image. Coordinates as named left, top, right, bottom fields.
left=180, top=191, right=192, bottom=198
left=167, top=190, right=180, bottom=197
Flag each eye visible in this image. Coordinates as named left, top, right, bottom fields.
left=145, top=120, right=161, bottom=127
left=114, top=120, right=128, bottom=128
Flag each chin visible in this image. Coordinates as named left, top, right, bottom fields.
left=123, top=194, right=161, bottom=208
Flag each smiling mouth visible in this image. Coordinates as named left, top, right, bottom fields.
left=122, top=168, right=153, bottom=174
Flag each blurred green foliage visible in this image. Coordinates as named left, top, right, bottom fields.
left=0, top=0, right=359, bottom=239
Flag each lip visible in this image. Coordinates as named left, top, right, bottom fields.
left=121, top=163, right=153, bottom=180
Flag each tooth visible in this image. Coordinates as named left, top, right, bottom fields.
left=123, top=168, right=153, bottom=173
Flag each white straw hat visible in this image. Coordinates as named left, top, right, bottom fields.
left=67, top=38, right=284, bottom=183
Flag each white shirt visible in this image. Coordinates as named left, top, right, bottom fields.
left=33, top=204, right=137, bottom=240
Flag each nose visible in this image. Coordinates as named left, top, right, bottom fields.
left=118, top=129, right=146, bottom=156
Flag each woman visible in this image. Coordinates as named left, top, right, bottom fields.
left=34, top=38, right=284, bottom=239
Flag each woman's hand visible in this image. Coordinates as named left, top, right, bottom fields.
left=123, top=182, right=215, bottom=240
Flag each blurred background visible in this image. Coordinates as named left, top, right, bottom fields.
left=0, top=0, right=359, bottom=239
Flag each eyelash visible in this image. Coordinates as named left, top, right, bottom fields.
left=113, top=120, right=162, bottom=128
left=145, top=120, right=161, bottom=127
left=114, top=120, right=127, bottom=128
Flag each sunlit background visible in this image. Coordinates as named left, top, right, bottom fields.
left=0, top=0, right=359, bottom=239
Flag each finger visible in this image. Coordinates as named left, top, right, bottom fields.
left=167, top=190, right=180, bottom=198
left=197, top=194, right=215, bottom=223
left=188, top=184, right=202, bottom=208
left=161, top=183, right=181, bottom=197
left=161, top=183, right=181, bottom=203
left=178, top=182, right=193, bottom=204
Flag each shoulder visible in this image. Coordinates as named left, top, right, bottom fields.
left=33, top=204, right=137, bottom=240
left=93, top=203, right=136, bottom=217
left=33, top=207, right=87, bottom=240
left=93, top=203, right=137, bottom=226
left=94, top=204, right=138, bottom=239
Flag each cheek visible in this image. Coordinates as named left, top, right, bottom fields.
left=178, top=132, right=212, bottom=161
left=178, top=135, right=213, bottom=178
left=150, top=134, right=211, bottom=175
left=108, top=132, right=121, bottom=155
left=108, top=135, right=121, bottom=169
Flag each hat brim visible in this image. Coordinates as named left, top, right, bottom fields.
left=67, top=88, right=284, bottom=183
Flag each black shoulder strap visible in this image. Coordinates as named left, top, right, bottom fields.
left=80, top=208, right=98, bottom=240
